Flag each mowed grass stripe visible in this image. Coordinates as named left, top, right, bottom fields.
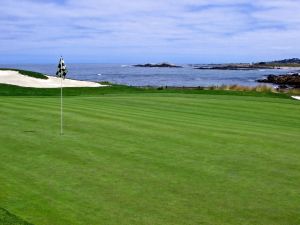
left=2, top=96, right=300, bottom=159
left=4, top=94, right=299, bottom=131
left=2, top=94, right=299, bottom=124
left=0, top=94, right=300, bottom=225
left=63, top=104, right=299, bottom=148
left=70, top=95, right=300, bottom=129
left=1, top=96, right=298, bottom=148
left=1, top=96, right=298, bottom=150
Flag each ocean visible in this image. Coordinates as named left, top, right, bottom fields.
left=0, top=64, right=296, bottom=87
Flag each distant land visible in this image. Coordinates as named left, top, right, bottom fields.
left=132, top=59, right=300, bottom=89
left=255, top=58, right=300, bottom=67
left=133, top=58, right=300, bottom=70
left=195, top=58, right=300, bottom=70
left=194, top=64, right=274, bottom=70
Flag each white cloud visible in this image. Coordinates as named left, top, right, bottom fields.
left=0, top=0, right=299, bottom=63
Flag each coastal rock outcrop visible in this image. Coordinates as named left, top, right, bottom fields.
left=257, top=73, right=300, bottom=88
left=134, top=63, right=183, bottom=68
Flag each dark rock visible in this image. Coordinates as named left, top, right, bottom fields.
left=256, top=73, right=300, bottom=88
left=256, top=78, right=269, bottom=83
left=134, top=63, right=183, bottom=68
left=278, top=84, right=289, bottom=89
left=257, top=62, right=267, bottom=65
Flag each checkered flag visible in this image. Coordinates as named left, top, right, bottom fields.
left=56, top=57, right=68, bottom=79
left=56, top=57, right=68, bottom=135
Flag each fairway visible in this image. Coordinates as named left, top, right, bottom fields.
left=0, top=93, right=300, bottom=225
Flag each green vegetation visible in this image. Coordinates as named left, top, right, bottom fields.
left=0, top=84, right=299, bottom=225
left=0, top=208, right=32, bottom=225
left=0, top=83, right=291, bottom=99
left=0, top=68, right=48, bottom=80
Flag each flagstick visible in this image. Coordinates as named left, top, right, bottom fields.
left=60, top=75, right=63, bottom=135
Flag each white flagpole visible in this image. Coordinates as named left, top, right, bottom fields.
left=60, top=59, right=63, bottom=135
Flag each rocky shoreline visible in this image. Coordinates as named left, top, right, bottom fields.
left=257, top=73, right=300, bottom=88
left=194, top=64, right=277, bottom=70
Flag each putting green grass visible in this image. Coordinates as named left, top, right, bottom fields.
left=0, top=92, right=299, bottom=225
left=0, top=208, right=32, bottom=225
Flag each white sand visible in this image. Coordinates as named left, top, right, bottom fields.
left=0, top=70, right=105, bottom=88
left=291, top=96, right=300, bottom=100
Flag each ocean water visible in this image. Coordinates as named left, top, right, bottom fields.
left=0, top=64, right=297, bottom=87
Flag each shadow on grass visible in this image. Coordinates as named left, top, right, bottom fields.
left=0, top=208, right=33, bottom=225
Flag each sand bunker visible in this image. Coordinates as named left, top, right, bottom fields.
left=0, top=70, right=105, bottom=88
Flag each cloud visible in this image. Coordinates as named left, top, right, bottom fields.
left=0, top=0, right=299, bottom=63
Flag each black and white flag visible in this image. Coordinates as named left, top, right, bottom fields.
left=56, top=57, right=68, bottom=79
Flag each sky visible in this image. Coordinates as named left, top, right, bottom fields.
left=1, top=0, right=300, bottom=64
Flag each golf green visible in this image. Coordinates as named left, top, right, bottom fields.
left=0, top=93, right=299, bottom=225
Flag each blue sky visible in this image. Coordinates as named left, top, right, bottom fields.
left=1, top=0, right=299, bottom=64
